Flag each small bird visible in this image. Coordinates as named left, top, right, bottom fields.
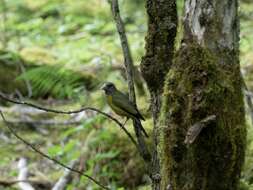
left=101, top=82, right=148, bottom=137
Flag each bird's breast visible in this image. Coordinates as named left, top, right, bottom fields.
left=106, top=95, right=128, bottom=117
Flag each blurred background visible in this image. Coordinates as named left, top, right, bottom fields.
left=0, top=0, right=252, bottom=189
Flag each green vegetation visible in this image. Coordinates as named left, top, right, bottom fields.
left=0, top=0, right=252, bottom=189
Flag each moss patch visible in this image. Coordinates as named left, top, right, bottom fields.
left=159, top=43, right=246, bottom=190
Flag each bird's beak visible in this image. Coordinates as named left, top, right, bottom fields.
left=100, top=84, right=106, bottom=91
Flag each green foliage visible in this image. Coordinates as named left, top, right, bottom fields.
left=240, top=1, right=253, bottom=66
left=16, top=64, right=95, bottom=98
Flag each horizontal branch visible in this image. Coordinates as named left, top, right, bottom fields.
left=0, top=92, right=137, bottom=146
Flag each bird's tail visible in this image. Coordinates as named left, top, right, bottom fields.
left=134, top=118, right=149, bottom=138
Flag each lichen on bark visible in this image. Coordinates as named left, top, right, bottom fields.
left=159, top=43, right=246, bottom=190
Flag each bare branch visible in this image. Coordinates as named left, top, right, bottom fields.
left=0, top=109, right=110, bottom=190
left=0, top=92, right=137, bottom=146
left=108, top=0, right=151, bottom=162
left=108, top=0, right=135, bottom=102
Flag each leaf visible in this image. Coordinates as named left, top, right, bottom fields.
left=47, top=145, right=63, bottom=157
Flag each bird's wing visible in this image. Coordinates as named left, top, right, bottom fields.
left=112, top=91, right=139, bottom=117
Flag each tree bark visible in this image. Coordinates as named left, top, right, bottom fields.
left=141, top=0, right=177, bottom=121
left=159, top=0, right=246, bottom=190
left=141, top=0, right=177, bottom=189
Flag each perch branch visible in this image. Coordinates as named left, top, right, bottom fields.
left=0, top=92, right=137, bottom=146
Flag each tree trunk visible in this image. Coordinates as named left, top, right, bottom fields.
left=141, top=0, right=177, bottom=189
left=159, top=0, right=246, bottom=190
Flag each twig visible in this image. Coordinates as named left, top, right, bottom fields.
left=0, top=92, right=137, bottom=146
left=109, top=0, right=151, bottom=162
left=184, top=115, right=216, bottom=145
left=0, top=110, right=110, bottom=190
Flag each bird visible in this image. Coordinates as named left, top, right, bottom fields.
left=101, top=82, right=148, bottom=138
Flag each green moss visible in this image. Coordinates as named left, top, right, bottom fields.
left=159, top=43, right=246, bottom=190
left=141, top=0, right=177, bottom=92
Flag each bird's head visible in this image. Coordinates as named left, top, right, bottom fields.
left=101, top=82, right=117, bottom=95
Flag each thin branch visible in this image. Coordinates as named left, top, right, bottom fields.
left=0, top=110, right=110, bottom=190
left=0, top=92, right=137, bottom=146
left=108, top=0, right=135, bottom=102
left=108, top=0, right=151, bottom=162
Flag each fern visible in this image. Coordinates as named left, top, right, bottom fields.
left=16, top=65, right=84, bottom=99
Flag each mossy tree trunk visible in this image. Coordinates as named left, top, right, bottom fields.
left=140, top=0, right=177, bottom=189
left=158, top=0, right=246, bottom=190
